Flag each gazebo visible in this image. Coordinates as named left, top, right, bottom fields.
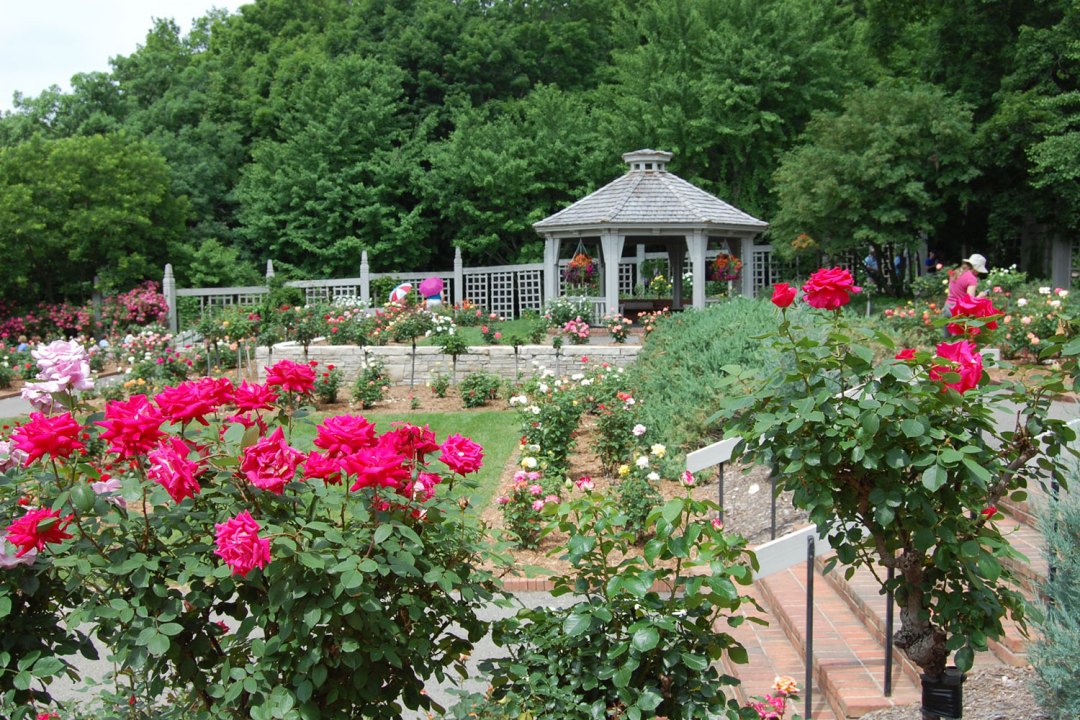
left=534, top=149, right=768, bottom=316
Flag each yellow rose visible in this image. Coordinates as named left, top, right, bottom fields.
left=618, top=464, right=630, bottom=477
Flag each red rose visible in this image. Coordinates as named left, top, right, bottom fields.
left=314, top=415, right=378, bottom=458
left=240, top=427, right=305, bottom=494
left=12, top=412, right=85, bottom=465
left=439, top=433, right=484, bottom=475
left=5, top=507, right=74, bottom=557
left=265, top=359, right=316, bottom=394
left=214, top=510, right=270, bottom=577
left=97, top=394, right=165, bottom=458
left=771, top=283, right=797, bottom=308
left=930, top=340, right=983, bottom=394
left=801, top=268, right=862, bottom=310
left=947, top=295, right=1000, bottom=336
left=895, top=348, right=917, bottom=361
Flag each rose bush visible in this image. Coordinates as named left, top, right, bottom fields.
left=0, top=359, right=500, bottom=719
left=719, top=271, right=1074, bottom=714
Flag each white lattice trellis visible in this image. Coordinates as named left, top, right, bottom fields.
left=516, top=269, right=543, bottom=314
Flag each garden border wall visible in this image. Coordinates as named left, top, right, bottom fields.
left=255, top=343, right=641, bottom=384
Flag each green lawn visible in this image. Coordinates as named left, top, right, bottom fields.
left=289, top=410, right=518, bottom=509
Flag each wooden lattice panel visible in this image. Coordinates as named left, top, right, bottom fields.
left=465, top=274, right=489, bottom=311
left=516, top=269, right=543, bottom=315
left=489, top=272, right=516, bottom=319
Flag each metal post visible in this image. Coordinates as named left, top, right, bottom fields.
left=806, top=535, right=815, bottom=719
left=163, top=264, right=178, bottom=333
left=360, top=251, right=371, bottom=310
left=453, top=247, right=464, bottom=307
left=1050, top=478, right=1061, bottom=582
left=885, top=564, right=895, bottom=696
left=717, top=462, right=725, bottom=526
left=770, top=472, right=778, bottom=540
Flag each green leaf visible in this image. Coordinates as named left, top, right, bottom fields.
left=680, top=652, right=708, bottom=671
left=661, top=498, right=684, bottom=525
left=631, top=626, right=660, bottom=653
left=922, top=465, right=948, bottom=492
left=71, top=482, right=97, bottom=513
left=0, top=596, right=10, bottom=620
left=147, top=632, right=170, bottom=656
left=158, top=622, right=184, bottom=637
left=373, top=524, right=393, bottom=544
left=563, top=611, right=592, bottom=637
left=954, top=645, right=974, bottom=672
left=900, top=419, right=924, bottom=438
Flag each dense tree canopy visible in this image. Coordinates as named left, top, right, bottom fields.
left=0, top=0, right=1073, bottom=304
left=0, top=134, right=189, bottom=302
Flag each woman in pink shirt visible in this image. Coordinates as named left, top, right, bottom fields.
left=946, top=253, right=987, bottom=310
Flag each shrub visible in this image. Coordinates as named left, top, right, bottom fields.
left=1031, top=487, right=1080, bottom=720
left=480, top=322, right=502, bottom=344
left=0, top=372, right=500, bottom=718
left=459, top=371, right=502, bottom=409
left=352, top=357, right=391, bottom=409
left=602, top=312, right=632, bottom=343
left=459, top=483, right=758, bottom=719
left=543, top=297, right=591, bottom=327
left=616, top=474, right=662, bottom=543
left=0, top=362, right=11, bottom=389
left=312, top=362, right=343, bottom=404
left=562, top=317, right=590, bottom=345
left=496, top=470, right=553, bottom=549
left=429, top=370, right=451, bottom=398
left=630, top=298, right=781, bottom=451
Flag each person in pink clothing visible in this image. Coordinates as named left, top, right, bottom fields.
left=946, top=253, right=988, bottom=310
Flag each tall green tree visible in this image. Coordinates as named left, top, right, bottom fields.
left=0, top=134, right=189, bottom=304
left=770, top=80, right=977, bottom=292
left=236, top=54, right=427, bottom=275
left=600, top=0, right=870, bottom=217
left=424, top=85, right=611, bottom=264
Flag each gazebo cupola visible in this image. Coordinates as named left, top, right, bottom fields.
left=534, top=149, right=768, bottom=317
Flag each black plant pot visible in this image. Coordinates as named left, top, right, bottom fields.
left=921, top=667, right=965, bottom=719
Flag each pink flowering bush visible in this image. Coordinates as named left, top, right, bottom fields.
left=0, top=359, right=500, bottom=718
left=562, top=316, right=591, bottom=345
left=719, top=273, right=1075, bottom=689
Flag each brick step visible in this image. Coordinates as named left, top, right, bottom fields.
left=719, top=585, right=837, bottom=720
left=817, top=557, right=1023, bottom=669
left=759, top=564, right=922, bottom=719
left=996, top=513, right=1049, bottom=599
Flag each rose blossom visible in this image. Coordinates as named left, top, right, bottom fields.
left=232, top=381, right=278, bottom=412
left=771, top=282, right=797, bottom=308
left=12, top=412, right=85, bottom=465
left=147, top=437, right=203, bottom=503
left=214, top=510, right=271, bottom=577
left=801, top=268, right=862, bottom=310
left=240, top=427, right=305, bottom=494
left=528, top=484, right=543, bottom=496
left=32, top=339, right=94, bottom=391
left=314, top=415, right=377, bottom=458
left=632, top=424, right=647, bottom=437
left=681, top=470, right=695, bottom=487
left=5, top=508, right=74, bottom=557
left=0, top=539, right=37, bottom=568
left=575, top=476, right=594, bottom=492
left=895, top=348, right=917, bottom=361
left=930, top=340, right=983, bottom=394
left=0, top=439, right=27, bottom=473
left=97, top=394, right=165, bottom=458
left=155, top=381, right=220, bottom=426
left=342, top=444, right=411, bottom=492
left=947, top=295, right=1000, bottom=336
left=265, top=359, right=316, bottom=394
left=384, top=423, right=440, bottom=463
left=304, top=451, right=343, bottom=485
left=91, top=475, right=126, bottom=508
left=439, top=434, right=484, bottom=475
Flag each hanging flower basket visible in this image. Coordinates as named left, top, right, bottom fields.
left=710, top=253, right=743, bottom=282
left=563, top=253, right=597, bottom=287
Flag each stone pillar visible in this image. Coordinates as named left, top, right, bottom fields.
left=453, top=247, right=464, bottom=306
left=163, top=264, right=178, bottom=333
left=543, top=235, right=561, bottom=305
left=360, top=251, right=371, bottom=309
left=601, top=231, right=625, bottom=319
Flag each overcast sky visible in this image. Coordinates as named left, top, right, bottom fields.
left=0, top=0, right=248, bottom=112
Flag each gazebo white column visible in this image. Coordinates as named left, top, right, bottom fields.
left=687, top=230, right=707, bottom=309
left=669, top=244, right=686, bottom=310
left=543, top=235, right=561, bottom=305
left=600, top=231, right=625, bottom=317
left=740, top=236, right=755, bottom=298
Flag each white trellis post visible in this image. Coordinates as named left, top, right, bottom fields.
left=163, top=264, right=178, bottom=333
left=453, top=247, right=464, bottom=306
left=265, top=260, right=275, bottom=282
left=360, top=251, right=371, bottom=308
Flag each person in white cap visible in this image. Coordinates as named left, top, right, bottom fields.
left=945, top=253, right=988, bottom=311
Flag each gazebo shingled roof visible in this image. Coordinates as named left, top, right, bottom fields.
left=534, top=150, right=767, bottom=231
left=533, top=149, right=768, bottom=314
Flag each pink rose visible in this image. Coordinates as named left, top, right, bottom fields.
left=5, top=507, right=74, bottom=557
left=264, top=359, right=316, bottom=394
left=214, top=510, right=270, bottom=577
left=97, top=394, right=165, bottom=458
left=439, top=433, right=484, bottom=475
left=342, top=444, right=411, bottom=492
left=947, top=295, right=1000, bottom=336
left=771, top=283, right=797, bottom=308
left=801, top=268, right=861, bottom=310
left=314, top=415, right=377, bottom=458
left=930, top=340, right=983, bottom=394
left=240, top=427, right=305, bottom=494
left=147, top=436, right=203, bottom=503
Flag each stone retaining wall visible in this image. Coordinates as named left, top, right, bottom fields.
left=254, top=343, right=641, bottom=383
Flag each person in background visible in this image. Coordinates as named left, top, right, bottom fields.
left=924, top=250, right=941, bottom=274
left=16, top=336, right=29, bottom=353
left=946, top=253, right=988, bottom=310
